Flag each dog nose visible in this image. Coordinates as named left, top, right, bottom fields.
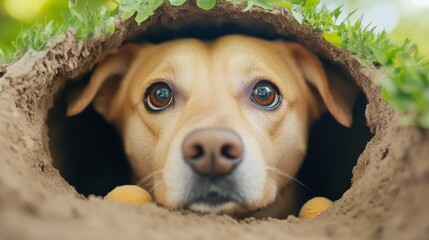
left=182, top=129, right=244, bottom=177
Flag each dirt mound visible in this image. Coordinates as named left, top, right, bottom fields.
left=1, top=2, right=428, bottom=240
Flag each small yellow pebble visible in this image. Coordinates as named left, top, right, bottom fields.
left=299, top=197, right=333, bottom=219
left=104, top=185, right=152, bottom=206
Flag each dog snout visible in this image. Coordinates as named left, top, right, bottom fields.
left=182, top=129, right=244, bottom=177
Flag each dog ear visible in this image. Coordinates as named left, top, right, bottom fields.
left=67, top=44, right=140, bottom=117
left=284, top=42, right=358, bottom=127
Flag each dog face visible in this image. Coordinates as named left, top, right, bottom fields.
left=68, top=35, right=356, bottom=216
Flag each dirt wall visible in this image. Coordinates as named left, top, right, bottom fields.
left=0, top=2, right=428, bottom=240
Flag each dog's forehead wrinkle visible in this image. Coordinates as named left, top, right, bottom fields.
left=211, top=42, right=298, bottom=102
left=142, top=38, right=291, bottom=103
left=213, top=37, right=282, bottom=66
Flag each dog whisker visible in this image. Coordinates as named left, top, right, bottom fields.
left=146, top=184, right=159, bottom=196
left=278, top=180, right=306, bottom=206
left=135, top=169, right=163, bottom=188
left=276, top=191, right=287, bottom=213
left=265, top=166, right=314, bottom=195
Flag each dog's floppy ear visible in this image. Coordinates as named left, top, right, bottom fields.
left=284, top=42, right=358, bottom=127
left=67, top=44, right=140, bottom=117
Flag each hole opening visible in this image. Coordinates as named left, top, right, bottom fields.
left=47, top=15, right=373, bottom=217
left=296, top=93, right=372, bottom=202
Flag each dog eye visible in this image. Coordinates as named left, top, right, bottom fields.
left=251, top=81, right=281, bottom=109
left=145, top=82, right=173, bottom=111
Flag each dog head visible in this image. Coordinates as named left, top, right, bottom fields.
left=68, top=35, right=357, bottom=216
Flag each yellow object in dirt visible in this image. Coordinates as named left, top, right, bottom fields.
left=299, top=197, right=333, bottom=219
left=104, top=185, right=152, bottom=206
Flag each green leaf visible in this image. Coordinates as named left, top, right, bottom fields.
left=122, top=9, right=137, bottom=19
left=135, top=8, right=153, bottom=24
left=197, top=0, right=216, bottom=10
left=369, top=45, right=388, bottom=65
left=266, top=0, right=292, bottom=8
left=148, top=0, right=164, bottom=10
left=120, top=0, right=140, bottom=19
left=304, top=0, right=319, bottom=10
left=331, top=6, right=342, bottom=21
left=323, top=31, right=343, bottom=47
left=254, top=0, right=274, bottom=10
left=106, top=17, right=116, bottom=34
left=291, top=9, right=303, bottom=23
left=68, top=1, right=84, bottom=22
left=344, top=8, right=358, bottom=21
left=243, top=0, right=254, bottom=12
left=45, top=21, right=54, bottom=34
left=169, top=0, right=187, bottom=6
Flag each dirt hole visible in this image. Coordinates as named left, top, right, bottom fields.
left=47, top=19, right=372, bottom=212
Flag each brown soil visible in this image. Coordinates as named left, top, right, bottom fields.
left=1, top=2, right=428, bottom=240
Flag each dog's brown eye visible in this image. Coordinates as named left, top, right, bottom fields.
left=145, top=82, right=173, bottom=111
left=251, top=81, right=281, bottom=109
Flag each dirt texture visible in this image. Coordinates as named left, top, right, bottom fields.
left=1, top=2, right=429, bottom=240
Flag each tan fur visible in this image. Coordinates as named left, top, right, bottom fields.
left=67, top=35, right=356, bottom=217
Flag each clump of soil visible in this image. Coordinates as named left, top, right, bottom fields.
left=0, top=2, right=428, bottom=240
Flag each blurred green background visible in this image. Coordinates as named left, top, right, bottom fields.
left=321, top=0, right=429, bottom=58
left=0, top=0, right=428, bottom=57
left=0, top=0, right=118, bottom=55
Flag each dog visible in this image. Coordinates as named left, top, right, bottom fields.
left=67, top=35, right=357, bottom=218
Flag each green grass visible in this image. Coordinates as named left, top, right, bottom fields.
left=1, top=0, right=428, bottom=128
left=278, top=0, right=429, bottom=127
left=0, top=1, right=116, bottom=63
